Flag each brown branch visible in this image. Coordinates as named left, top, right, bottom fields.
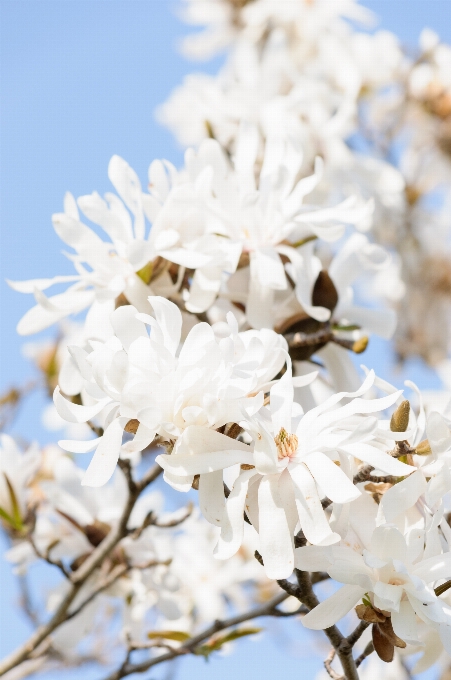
left=29, top=537, right=71, bottom=579
left=99, top=591, right=290, bottom=680
left=0, top=463, right=163, bottom=677
left=324, top=649, right=344, bottom=680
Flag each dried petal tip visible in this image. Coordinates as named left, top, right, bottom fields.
left=355, top=604, right=386, bottom=623
left=415, top=439, right=432, bottom=456
left=352, top=336, right=369, bottom=354
left=124, top=419, right=140, bottom=434
left=390, top=400, right=410, bottom=432
left=274, top=428, right=298, bottom=459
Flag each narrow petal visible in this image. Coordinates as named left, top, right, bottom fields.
left=82, top=418, right=126, bottom=487
left=258, top=475, right=294, bottom=579
left=379, top=471, right=427, bottom=524
left=156, top=449, right=254, bottom=476
left=304, top=452, right=360, bottom=504
left=199, top=470, right=226, bottom=526
left=215, top=469, right=257, bottom=559
left=53, top=387, right=111, bottom=424
left=289, top=463, right=340, bottom=546
left=302, top=584, right=365, bottom=630
left=110, top=305, right=148, bottom=352
left=342, top=443, right=414, bottom=476
left=58, top=438, right=101, bottom=453
left=148, top=296, right=182, bottom=356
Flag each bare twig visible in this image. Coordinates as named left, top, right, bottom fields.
left=99, top=591, right=290, bottom=680
left=0, top=463, right=163, bottom=677
left=29, top=537, right=71, bottom=579
left=355, top=641, right=374, bottom=668
left=347, top=620, right=370, bottom=647
left=324, top=649, right=344, bottom=680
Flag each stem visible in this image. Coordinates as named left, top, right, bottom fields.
left=0, top=463, right=163, bottom=677
left=100, top=592, right=291, bottom=680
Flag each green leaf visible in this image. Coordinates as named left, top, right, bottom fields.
left=147, top=630, right=191, bottom=642
left=194, top=628, right=262, bottom=660
left=0, top=505, right=19, bottom=529
left=3, top=473, right=23, bottom=529
left=362, top=594, right=372, bottom=608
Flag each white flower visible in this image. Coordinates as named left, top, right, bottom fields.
left=298, top=524, right=451, bottom=656
left=54, top=296, right=286, bottom=487
left=9, top=156, right=162, bottom=336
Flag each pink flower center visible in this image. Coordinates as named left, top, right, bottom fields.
left=274, top=428, right=298, bottom=460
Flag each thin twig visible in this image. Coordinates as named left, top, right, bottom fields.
left=0, top=463, right=163, bottom=677
left=355, top=641, right=374, bottom=668
left=324, top=649, right=343, bottom=680
left=99, top=591, right=290, bottom=680
left=29, top=537, right=71, bottom=579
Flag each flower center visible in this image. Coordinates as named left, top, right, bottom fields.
left=274, top=428, right=298, bottom=460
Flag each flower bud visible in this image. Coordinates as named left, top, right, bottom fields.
left=390, top=400, right=410, bottom=432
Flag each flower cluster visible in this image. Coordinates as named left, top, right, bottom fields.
left=3, top=1, right=451, bottom=679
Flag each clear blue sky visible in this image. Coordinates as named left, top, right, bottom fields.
left=0, top=2, right=450, bottom=679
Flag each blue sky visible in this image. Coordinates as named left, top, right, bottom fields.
left=1, top=2, right=451, bottom=679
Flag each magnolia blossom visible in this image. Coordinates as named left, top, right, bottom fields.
left=297, top=524, right=451, bottom=655
left=158, top=367, right=414, bottom=579
left=169, top=124, right=374, bottom=327
left=54, top=296, right=286, bottom=487
left=9, top=156, right=163, bottom=337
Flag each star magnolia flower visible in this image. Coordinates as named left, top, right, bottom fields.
left=179, top=0, right=373, bottom=62
left=297, top=524, right=451, bottom=656
left=159, top=366, right=413, bottom=579
left=9, top=156, right=165, bottom=337
left=53, top=296, right=287, bottom=487
left=166, top=123, right=374, bottom=327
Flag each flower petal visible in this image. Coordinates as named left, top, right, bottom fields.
left=302, top=584, right=365, bottom=630
left=53, top=387, right=111, bottom=424
left=304, top=451, right=360, bottom=504
left=82, top=418, right=127, bottom=487
left=258, top=474, right=294, bottom=579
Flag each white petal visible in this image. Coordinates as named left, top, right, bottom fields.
left=342, top=443, right=414, bottom=476
left=58, top=438, right=101, bottom=453
left=302, top=584, right=365, bottom=630
left=392, top=601, right=421, bottom=646
left=258, top=474, right=294, bottom=579
left=369, top=525, right=408, bottom=563
left=295, top=546, right=332, bottom=573
left=82, top=418, right=126, bottom=487
left=148, top=296, right=182, bottom=356
left=270, top=353, right=293, bottom=434
left=304, top=452, right=360, bottom=504
left=289, top=463, right=340, bottom=546
left=413, top=551, right=451, bottom=583
left=17, top=290, right=94, bottom=335
left=110, top=305, right=147, bottom=351
left=156, top=449, right=253, bottom=476
left=53, top=387, right=111, bottom=424
left=198, top=471, right=226, bottom=527
left=186, top=266, right=222, bottom=314
left=379, top=471, right=427, bottom=524
left=7, top=275, right=80, bottom=294
left=215, top=469, right=257, bottom=559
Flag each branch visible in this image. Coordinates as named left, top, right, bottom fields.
left=99, top=592, right=291, bottom=680
left=29, top=537, right=71, bottom=579
left=355, top=641, right=374, bottom=668
left=0, top=463, right=163, bottom=677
